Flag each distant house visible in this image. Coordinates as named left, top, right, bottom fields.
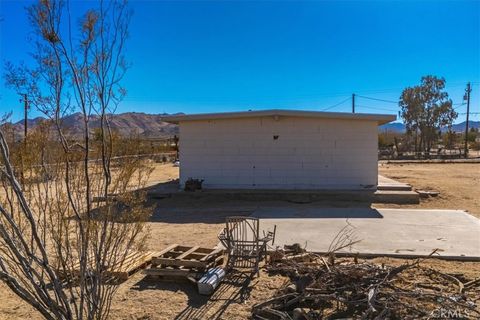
left=165, top=109, right=395, bottom=190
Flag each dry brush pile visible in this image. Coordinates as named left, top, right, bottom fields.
left=252, top=248, right=480, bottom=320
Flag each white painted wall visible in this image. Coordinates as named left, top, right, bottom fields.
left=178, top=116, right=378, bottom=190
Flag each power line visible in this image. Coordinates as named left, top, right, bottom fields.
left=320, top=97, right=351, bottom=111
left=355, top=103, right=399, bottom=110
left=356, top=95, right=398, bottom=104
left=355, top=104, right=399, bottom=112
left=347, top=82, right=478, bottom=95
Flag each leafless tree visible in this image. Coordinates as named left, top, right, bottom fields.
left=1, top=1, right=152, bottom=319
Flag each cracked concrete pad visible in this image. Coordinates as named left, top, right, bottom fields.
left=255, top=207, right=480, bottom=260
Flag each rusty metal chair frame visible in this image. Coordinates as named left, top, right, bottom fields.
left=218, top=216, right=275, bottom=276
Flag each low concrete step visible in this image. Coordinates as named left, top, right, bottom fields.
left=377, top=175, right=412, bottom=191
left=149, top=188, right=420, bottom=205
left=374, top=190, right=419, bottom=204
left=377, top=184, right=412, bottom=191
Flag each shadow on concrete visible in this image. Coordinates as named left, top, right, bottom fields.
left=148, top=206, right=254, bottom=224
left=146, top=206, right=382, bottom=225
left=146, top=179, right=181, bottom=196
left=253, top=207, right=383, bottom=219
left=143, top=180, right=383, bottom=224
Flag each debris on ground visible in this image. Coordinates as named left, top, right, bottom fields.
left=252, top=248, right=480, bottom=319
left=416, top=189, right=440, bottom=198
left=184, top=178, right=204, bottom=191
left=197, top=267, right=226, bottom=295
left=143, top=244, right=223, bottom=282
left=55, top=250, right=158, bottom=282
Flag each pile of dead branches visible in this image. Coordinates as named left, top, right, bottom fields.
left=253, top=248, right=480, bottom=319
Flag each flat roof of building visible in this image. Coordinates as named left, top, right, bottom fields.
left=163, top=109, right=396, bottom=125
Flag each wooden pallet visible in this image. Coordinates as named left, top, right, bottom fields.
left=151, top=244, right=223, bottom=269
left=110, top=251, right=157, bottom=280
left=144, top=244, right=224, bottom=280
left=57, top=251, right=157, bottom=281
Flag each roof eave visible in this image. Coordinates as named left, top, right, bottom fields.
left=162, top=109, right=396, bottom=125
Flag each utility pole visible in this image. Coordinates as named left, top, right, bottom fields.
left=20, top=93, right=29, bottom=140
left=19, top=93, right=29, bottom=186
left=173, top=135, right=179, bottom=160
left=352, top=93, right=355, bottom=113
left=464, top=83, right=471, bottom=159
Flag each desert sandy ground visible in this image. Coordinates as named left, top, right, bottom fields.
left=377, top=162, right=480, bottom=218
left=1, top=162, right=479, bottom=319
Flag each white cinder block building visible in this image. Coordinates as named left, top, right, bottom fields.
left=166, top=110, right=395, bottom=190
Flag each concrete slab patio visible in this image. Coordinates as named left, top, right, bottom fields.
left=255, top=207, right=480, bottom=260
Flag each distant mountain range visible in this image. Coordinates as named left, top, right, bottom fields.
left=6, top=112, right=479, bottom=139
left=379, top=121, right=480, bottom=133
left=8, top=112, right=180, bottom=140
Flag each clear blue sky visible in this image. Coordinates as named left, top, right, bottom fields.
left=1, top=0, right=479, bottom=123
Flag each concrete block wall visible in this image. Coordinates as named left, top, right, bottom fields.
left=179, top=116, right=378, bottom=190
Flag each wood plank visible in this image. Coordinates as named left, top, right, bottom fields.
left=176, top=246, right=200, bottom=260
left=116, top=252, right=152, bottom=272
left=182, top=253, right=207, bottom=260
left=195, top=247, right=216, bottom=254
left=152, top=257, right=208, bottom=269
left=157, top=254, right=222, bottom=270
left=175, top=245, right=194, bottom=252
left=112, top=251, right=143, bottom=269
left=143, top=268, right=199, bottom=277
left=199, top=248, right=223, bottom=262
left=109, top=251, right=156, bottom=279
left=124, top=252, right=155, bottom=270
left=57, top=251, right=157, bottom=281
left=112, top=260, right=150, bottom=279
left=155, top=244, right=179, bottom=258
